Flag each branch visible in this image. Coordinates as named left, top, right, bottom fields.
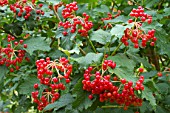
left=87, top=36, right=97, bottom=53
left=0, top=27, right=17, bottom=38
left=111, top=42, right=123, bottom=56
left=52, top=6, right=61, bottom=22
left=73, top=40, right=86, bottom=56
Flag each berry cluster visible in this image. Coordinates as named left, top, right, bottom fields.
left=0, top=35, right=28, bottom=72
left=101, top=13, right=112, bottom=21
left=0, top=0, right=8, bottom=6
left=121, top=6, right=157, bottom=48
left=101, top=13, right=113, bottom=29
left=32, top=57, right=72, bottom=110
left=82, top=60, right=144, bottom=110
left=59, top=2, right=93, bottom=37
left=129, top=6, right=152, bottom=24
left=9, top=0, right=44, bottom=20
left=49, top=2, right=63, bottom=12
left=100, top=10, right=121, bottom=29
left=62, top=2, right=78, bottom=19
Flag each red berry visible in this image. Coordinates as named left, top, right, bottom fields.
left=141, top=16, right=146, bottom=22
left=65, top=79, right=70, bottom=83
left=88, top=94, right=93, bottom=100
left=34, top=83, right=39, bottom=89
left=147, top=19, right=152, bottom=24
left=14, top=41, right=18, bottom=45
left=139, top=68, right=144, bottom=73
left=107, top=92, right=112, bottom=97
left=121, top=79, right=126, bottom=84
left=134, top=43, right=139, bottom=48
left=39, top=4, right=43, bottom=8
left=19, top=40, right=24, bottom=44
left=157, top=72, right=162, bottom=77
left=150, top=42, right=155, bottom=46
left=53, top=77, right=58, bottom=83
left=128, top=19, right=133, bottom=23
left=62, top=31, right=68, bottom=36
left=10, top=68, right=14, bottom=72
left=23, top=44, right=27, bottom=48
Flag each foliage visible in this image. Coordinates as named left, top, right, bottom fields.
left=0, top=0, right=170, bottom=113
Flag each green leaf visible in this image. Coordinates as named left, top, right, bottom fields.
left=43, top=93, right=74, bottom=111
left=163, top=95, right=170, bottom=105
left=72, top=78, right=96, bottom=111
left=71, top=53, right=103, bottom=68
left=46, top=0, right=60, bottom=4
left=156, top=83, right=169, bottom=94
left=0, top=66, right=7, bottom=79
left=104, top=15, right=129, bottom=24
left=110, top=24, right=133, bottom=38
left=142, top=21, right=163, bottom=31
left=76, top=0, right=98, bottom=3
left=24, top=36, right=51, bottom=55
left=145, top=0, right=159, bottom=8
left=90, top=29, right=112, bottom=45
left=48, top=49, right=65, bottom=59
left=87, top=98, right=104, bottom=111
left=0, top=66, right=7, bottom=92
left=126, top=51, right=152, bottom=68
left=11, top=24, right=23, bottom=36
left=93, top=5, right=110, bottom=13
left=142, top=86, right=156, bottom=109
left=155, top=28, right=170, bottom=57
left=144, top=79, right=160, bottom=93
left=64, top=105, right=79, bottom=113
left=18, top=76, right=39, bottom=95
left=58, top=47, right=71, bottom=57
left=95, top=108, right=133, bottom=113
left=140, top=102, right=151, bottom=113
left=114, top=108, right=134, bottom=113
left=163, top=7, right=170, bottom=16
left=142, top=71, right=157, bottom=79
left=108, top=53, right=136, bottom=81
left=155, top=105, right=169, bottom=113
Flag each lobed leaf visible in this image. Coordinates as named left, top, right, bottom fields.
left=43, top=93, right=74, bottom=111
left=24, top=36, right=51, bottom=55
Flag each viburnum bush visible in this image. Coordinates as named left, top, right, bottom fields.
left=0, top=0, right=170, bottom=113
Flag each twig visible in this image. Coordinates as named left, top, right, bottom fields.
left=73, top=40, right=86, bottom=56
left=87, top=36, right=97, bottom=53
left=111, top=42, right=123, bottom=56
left=52, top=5, right=61, bottom=22
left=101, top=105, right=123, bottom=108
left=0, top=27, right=17, bottom=38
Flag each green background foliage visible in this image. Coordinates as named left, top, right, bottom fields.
left=0, top=0, right=170, bottom=113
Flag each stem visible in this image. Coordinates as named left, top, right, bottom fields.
left=101, top=105, right=123, bottom=108
left=0, top=27, right=17, bottom=38
left=111, top=81, right=121, bottom=83
left=73, top=40, right=86, bottom=56
left=52, top=6, right=61, bottom=22
left=111, top=42, right=123, bottom=56
left=101, top=69, right=107, bottom=76
left=79, top=47, right=86, bottom=56
left=58, top=38, right=60, bottom=47
left=87, top=36, right=97, bottom=53
left=50, top=37, right=56, bottom=47
left=111, top=1, right=115, bottom=12
left=118, top=84, right=123, bottom=92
